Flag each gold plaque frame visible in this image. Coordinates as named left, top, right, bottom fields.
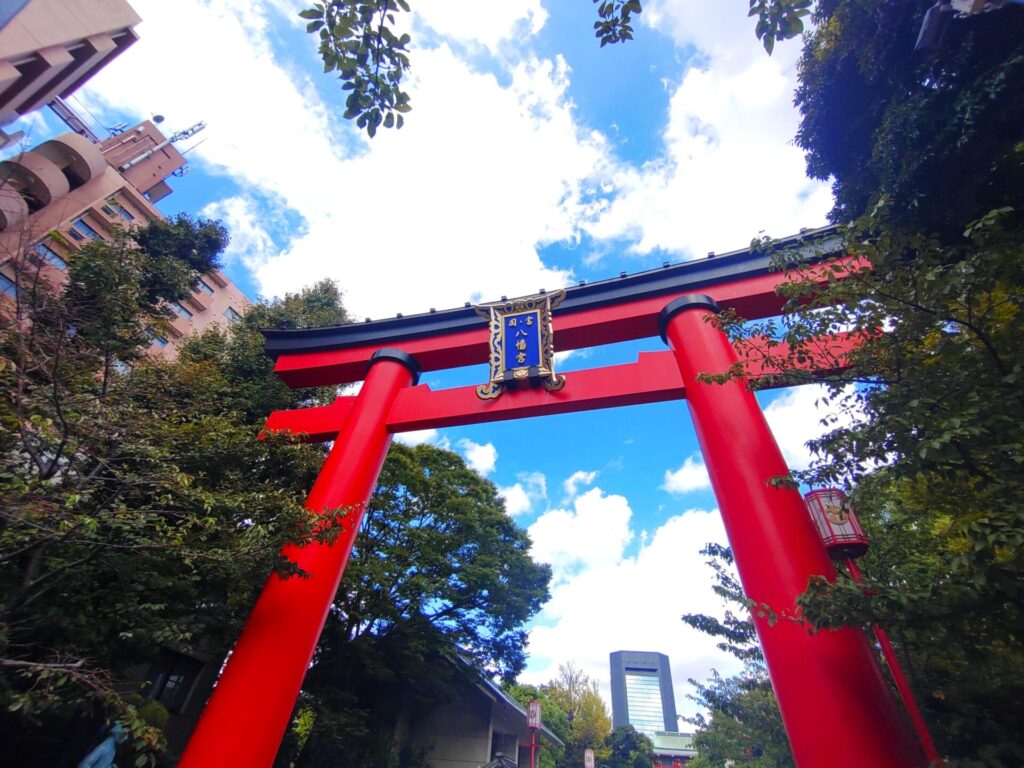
left=474, top=290, right=566, bottom=400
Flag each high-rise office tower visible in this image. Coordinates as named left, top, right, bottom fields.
left=610, top=650, right=678, bottom=736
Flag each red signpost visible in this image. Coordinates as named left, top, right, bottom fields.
left=179, top=233, right=929, bottom=767
left=527, top=700, right=542, bottom=768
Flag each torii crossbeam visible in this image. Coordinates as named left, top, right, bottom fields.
left=180, top=229, right=925, bottom=768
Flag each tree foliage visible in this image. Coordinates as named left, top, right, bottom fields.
left=604, top=725, right=654, bottom=768
left=681, top=545, right=763, bottom=664
left=0, top=223, right=356, bottom=765
left=799, top=475, right=1024, bottom=767
left=687, top=668, right=793, bottom=768
left=795, top=0, right=1024, bottom=232
left=545, top=662, right=613, bottom=767
left=748, top=0, right=812, bottom=55
left=1, top=211, right=550, bottom=767
left=300, top=0, right=412, bottom=138
left=709, top=1, right=1024, bottom=765
left=330, top=441, right=550, bottom=680
left=275, top=442, right=551, bottom=767
left=508, top=683, right=569, bottom=768
left=304, top=1, right=808, bottom=137
left=593, top=1, right=643, bottom=47
left=509, top=666, right=615, bottom=768
left=681, top=546, right=793, bottom=768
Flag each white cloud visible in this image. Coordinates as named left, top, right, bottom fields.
left=644, top=0, right=774, bottom=69
left=529, top=487, right=634, bottom=580
left=562, top=469, right=598, bottom=500
left=2, top=110, right=50, bottom=153
left=200, top=196, right=278, bottom=272
left=584, top=0, right=832, bottom=259
left=763, top=384, right=855, bottom=470
left=81, top=1, right=610, bottom=320
left=523, top=492, right=740, bottom=718
left=500, top=483, right=533, bottom=517
left=80, top=0, right=829, bottom=331
left=499, top=471, right=547, bottom=517
left=416, top=0, right=548, bottom=55
left=662, top=453, right=711, bottom=495
left=458, top=438, right=497, bottom=476
left=254, top=46, right=600, bottom=317
left=553, top=349, right=577, bottom=366
left=394, top=428, right=441, bottom=447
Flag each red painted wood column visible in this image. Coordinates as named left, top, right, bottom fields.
left=179, top=349, right=419, bottom=768
left=660, top=296, right=924, bottom=768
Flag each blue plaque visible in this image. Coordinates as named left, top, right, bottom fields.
left=503, top=311, right=542, bottom=370
left=475, top=291, right=565, bottom=399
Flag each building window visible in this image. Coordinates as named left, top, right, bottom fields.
left=223, top=306, right=242, bottom=324
left=145, top=327, right=168, bottom=347
left=172, top=302, right=193, bottom=320
left=195, top=278, right=215, bottom=295
left=115, top=203, right=135, bottom=221
left=33, top=243, right=67, bottom=270
left=143, top=650, right=205, bottom=713
left=1, top=273, right=16, bottom=297
left=624, top=671, right=667, bottom=736
left=71, top=217, right=102, bottom=241
left=101, top=205, right=116, bottom=217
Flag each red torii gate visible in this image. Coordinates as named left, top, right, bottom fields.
left=179, top=230, right=925, bottom=768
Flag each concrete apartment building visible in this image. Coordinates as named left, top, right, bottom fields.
left=0, top=0, right=141, bottom=149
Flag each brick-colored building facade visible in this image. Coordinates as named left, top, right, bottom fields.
left=0, top=0, right=141, bottom=148
left=0, top=120, right=250, bottom=357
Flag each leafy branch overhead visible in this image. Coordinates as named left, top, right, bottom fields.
left=749, top=0, right=812, bottom=55
left=593, top=0, right=642, bottom=47
left=300, top=1, right=412, bottom=138
left=304, top=0, right=808, bottom=138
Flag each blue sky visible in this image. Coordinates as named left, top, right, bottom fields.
left=4, top=0, right=843, bottom=720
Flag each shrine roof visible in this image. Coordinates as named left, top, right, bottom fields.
left=261, top=226, right=840, bottom=358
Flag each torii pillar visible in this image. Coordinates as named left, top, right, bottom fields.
left=661, top=295, right=924, bottom=767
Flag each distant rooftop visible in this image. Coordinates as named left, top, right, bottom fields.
left=651, top=730, right=697, bottom=757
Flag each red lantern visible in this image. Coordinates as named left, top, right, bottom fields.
left=803, top=488, right=869, bottom=560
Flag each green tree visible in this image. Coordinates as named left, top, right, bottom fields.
left=687, top=669, right=792, bottom=768
left=546, top=662, right=612, bottom=767
left=276, top=442, right=552, bottom=767
left=604, top=725, right=653, bottom=768
left=301, top=0, right=810, bottom=137
left=509, top=683, right=569, bottom=768
left=798, top=475, right=1024, bottom=766
left=0, top=219, right=351, bottom=766
left=794, top=0, right=1024, bottom=234
left=681, top=546, right=793, bottom=768
left=711, top=2, right=1024, bottom=764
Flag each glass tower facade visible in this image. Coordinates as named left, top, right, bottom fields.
left=609, top=651, right=678, bottom=736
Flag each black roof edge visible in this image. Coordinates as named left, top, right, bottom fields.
left=261, top=226, right=842, bottom=358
